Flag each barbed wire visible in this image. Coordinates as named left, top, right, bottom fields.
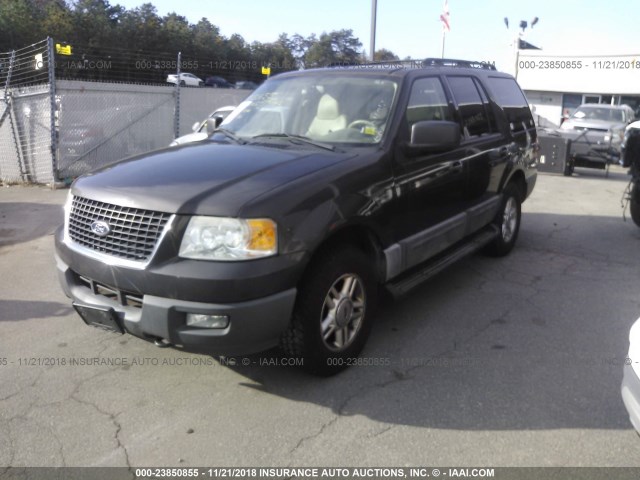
left=48, top=41, right=294, bottom=87
left=0, top=39, right=50, bottom=88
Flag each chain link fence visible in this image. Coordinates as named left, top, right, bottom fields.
left=0, top=39, right=55, bottom=184
left=0, top=38, right=251, bottom=185
left=56, top=81, right=176, bottom=178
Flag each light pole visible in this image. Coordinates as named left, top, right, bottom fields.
left=504, top=16, right=539, bottom=79
left=370, top=0, right=377, bottom=62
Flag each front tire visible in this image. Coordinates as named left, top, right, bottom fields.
left=631, top=184, right=640, bottom=228
left=280, top=246, right=377, bottom=376
left=484, top=183, right=522, bottom=257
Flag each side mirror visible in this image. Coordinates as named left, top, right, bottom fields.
left=409, top=121, right=461, bottom=153
left=192, top=121, right=201, bottom=132
left=205, top=116, right=225, bottom=134
left=203, top=117, right=219, bottom=135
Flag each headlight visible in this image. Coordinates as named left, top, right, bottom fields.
left=605, top=129, right=625, bottom=144
left=179, top=216, right=277, bottom=261
left=629, top=318, right=640, bottom=377
left=63, top=190, right=73, bottom=244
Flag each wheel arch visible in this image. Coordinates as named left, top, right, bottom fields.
left=302, top=223, right=387, bottom=285
left=504, top=169, right=527, bottom=202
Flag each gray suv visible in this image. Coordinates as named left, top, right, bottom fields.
left=559, top=104, right=635, bottom=175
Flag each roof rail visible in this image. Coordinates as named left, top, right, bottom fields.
left=423, top=58, right=497, bottom=70
left=326, top=58, right=497, bottom=71
left=327, top=59, right=423, bottom=71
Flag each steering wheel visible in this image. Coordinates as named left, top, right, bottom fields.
left=347, top=120, right=377, bottom=130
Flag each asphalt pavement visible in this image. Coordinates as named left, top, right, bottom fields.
left=1, top=166, right=640, bottom=467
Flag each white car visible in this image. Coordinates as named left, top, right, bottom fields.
left=622, top=316, right=640, bottom=435
left=626, top=120, right=640, bottom=133
left=169, top=106, right=236, bottom=146
left=166, top=72, right=204, bottom=87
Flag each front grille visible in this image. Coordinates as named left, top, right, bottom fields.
left=68, top=196, right=171, bottom=262
left=574, top=126, right=608, bottom=133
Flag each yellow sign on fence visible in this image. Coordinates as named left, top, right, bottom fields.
left=261, top=66, right=271, bottom=76
left=56, top=44, right=72, bottom=55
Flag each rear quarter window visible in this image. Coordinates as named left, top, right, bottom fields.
left=486, top=76, right=534, bottom=133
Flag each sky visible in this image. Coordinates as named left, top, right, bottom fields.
left=115, top=0, right=640, bottom=72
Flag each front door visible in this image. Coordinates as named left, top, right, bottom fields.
left=390, top=76, right=470, bottom=270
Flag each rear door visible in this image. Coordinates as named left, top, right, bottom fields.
left=443, top=75, right=506, bottom=219
left=485, top=75, right=537, bottom=183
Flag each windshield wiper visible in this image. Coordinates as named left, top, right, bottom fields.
left=251, top=133, right=335, bottom=151
left=212, top=128, right=246, bottom=144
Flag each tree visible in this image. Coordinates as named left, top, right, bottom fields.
left=69, top=0, right=122, bottom=48
left=118, top=3, right=163, bottom=53
left=40, top=0, right=74, bottom=44
left=162, top=13, right=192, bottom=55
left=302, top=29, right=363, bottom=67
left=374, top=48, right=399, bottom=62
left=251, top=39, right=296, bottom=74
left=0, top=0, right=372, bottom=86
left=191, top=18, right=222, bottom=60
left=304, top=33, right=336, bottom=68
left=0, top=0, right=40, bottom=49
left=330, top=29, right=362, bottom=64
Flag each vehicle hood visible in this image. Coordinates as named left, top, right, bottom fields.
left=562, top=118, right=626, bottom=131
left=170, top=132, right=208, bottom=146
left=72, top=142, right=354, bottom=216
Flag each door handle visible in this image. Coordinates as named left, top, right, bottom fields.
left=489, top=145, right=516, bottom=165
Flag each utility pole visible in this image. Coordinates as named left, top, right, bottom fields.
left=370, top=0, right=377, bottom=62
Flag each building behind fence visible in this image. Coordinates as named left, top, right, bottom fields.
left=0, top=38, right=249, bottom=185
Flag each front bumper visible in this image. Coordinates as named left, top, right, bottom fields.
left=55, top=250, right=298, bottom=356
left=622, top=363, right=640, bottom=435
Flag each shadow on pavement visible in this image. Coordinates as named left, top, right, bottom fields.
left=0, top=202, right=63, bottom=248
left=0, top=300, right=73, bottom=322
left=210, top=212, right=639, bottom=431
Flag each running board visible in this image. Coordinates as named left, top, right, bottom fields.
left=385, top=226, right=499, bottom=298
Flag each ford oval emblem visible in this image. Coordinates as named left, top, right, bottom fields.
left=90, top=220, right=111, bottom=237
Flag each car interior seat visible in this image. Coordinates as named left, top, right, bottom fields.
left=306, top=94, right=347, bottom=137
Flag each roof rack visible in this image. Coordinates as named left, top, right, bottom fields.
left=423, top=58, right=497, bottom=70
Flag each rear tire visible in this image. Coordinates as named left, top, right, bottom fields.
left=280, top=246, right=377, bottom=376
left=484, top=183, right=522, bottom=257
left=563, top=159, right=574, bottom=176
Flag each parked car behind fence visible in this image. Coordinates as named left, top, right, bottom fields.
left=167, top=73, right=204, bottom=87
left=169, top=106, right=236, bottom=146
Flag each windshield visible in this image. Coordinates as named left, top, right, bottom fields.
left=572, top=106, right=624, bottom=123
left=220, top=74, right=398, bottom=145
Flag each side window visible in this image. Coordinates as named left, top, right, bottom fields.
left=405, top=77, right=453, bottom=137
left=473, top=78, right=498, bottom=133
left=447, top=76, right=491, bottom=138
